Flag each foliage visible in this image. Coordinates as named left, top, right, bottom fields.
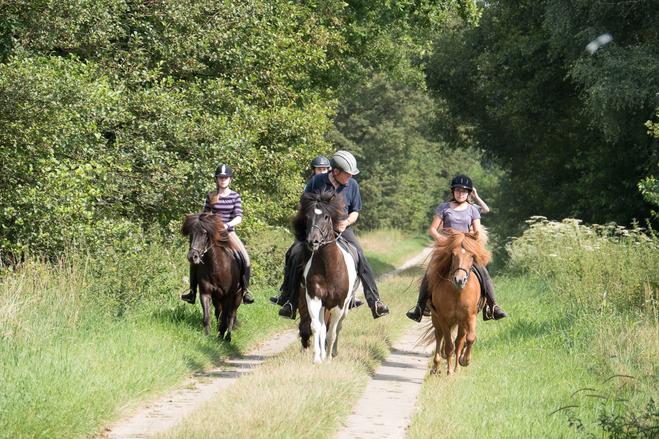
left=426, top=1, right=659, bottom=234
left=507, top=216, right=659, bottom=313
left=327, top=75, right=503, bottom=233
left=0, top=0, right=479, bottom=260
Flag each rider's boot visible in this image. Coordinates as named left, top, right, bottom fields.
left=270, top=287, right=288, bottom=306
left=278, top=301, right=297, bottom=319
left=181, top=290, right=196, bottom=304
left=242, top=266, right=255, bottom=304
left=477, top=265, right=507, bottom=321
left=349, top=298, right=365, bottom=309
left=406, top=274, right=429, bottom=323
left=370, top=300, right=389, bottom=319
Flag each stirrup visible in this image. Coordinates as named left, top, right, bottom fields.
left=243, top=290, right=254, bottom=304
left=371, top=300, right=389, bottom=319
left=278, top=301, right=296, bottom=320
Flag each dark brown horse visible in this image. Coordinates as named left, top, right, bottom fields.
left=292, top=191, right=360, bottom=363
left=182, top=213, right=243, bottom=341
left=426, top=229, right=491, bottom=375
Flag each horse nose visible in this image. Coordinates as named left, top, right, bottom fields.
left=187, top=250, right=200, bottom=265
left=306, top=237, right=320, bottom=251
left=454, top=276, right=467, bottom=290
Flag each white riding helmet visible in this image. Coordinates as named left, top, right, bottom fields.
left=330, top=150, right=359, bottom=175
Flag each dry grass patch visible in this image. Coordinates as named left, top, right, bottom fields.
left=157, top=272, right=422, bottom=439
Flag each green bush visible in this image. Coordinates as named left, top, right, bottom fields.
left=506, top=216, right=659, bottom=314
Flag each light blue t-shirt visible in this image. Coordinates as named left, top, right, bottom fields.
left=434, top=202, right=481, bottom=233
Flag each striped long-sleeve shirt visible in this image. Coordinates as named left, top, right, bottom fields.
left=203, top=190, right=243, bottom=232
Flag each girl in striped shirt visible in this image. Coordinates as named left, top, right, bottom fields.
left=181, top=164, right=254, bottom=304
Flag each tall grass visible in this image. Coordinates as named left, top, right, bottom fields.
left=156, top=269, right=422, bottom=439
left=507, top=217, right=659, bottom=313
left=0, top=229, right=294, bottom=439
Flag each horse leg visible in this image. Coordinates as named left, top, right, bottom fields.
left=298, top=290, right=312, bottom=353
left=224, top=291, right=241, bottom=344
left=318, top=305, right=327, bottom=362
left=459, top=315, right=478, bottom=367
left=215, top=297, right=226, bottom=339
left=325, top=307, right=342, bottom=362
left=453, top=324, right=467, bottom=374
left=332, top=312, right=345, bottom=357
left=307, top=294, right=324, bottom=364
left=201, top=294, right=212, bottom=336
left=443, top=325, right=456, bottom=376
left=431, top=318, right=444, bottom=375
left=219, top=301, right=230, bottom=341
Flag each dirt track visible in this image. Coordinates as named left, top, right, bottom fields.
left=103, top=246, right=433, bottom=439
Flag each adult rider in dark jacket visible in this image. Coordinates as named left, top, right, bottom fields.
left=278, top=150, right=390, bottom=320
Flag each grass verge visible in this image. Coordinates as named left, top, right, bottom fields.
left=407, top=275, right=659, bottom=438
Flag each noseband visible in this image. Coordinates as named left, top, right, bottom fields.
left=437, top=251, right=474, bottom=283
left=189, top=231, right=211, bottom=260
left=308, top=204, right=342, bottom=249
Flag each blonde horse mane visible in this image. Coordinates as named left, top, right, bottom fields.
left=428, top=228, right=490, bottom=281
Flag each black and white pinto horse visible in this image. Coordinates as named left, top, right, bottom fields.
left=293, top=191, right=360, bottom=364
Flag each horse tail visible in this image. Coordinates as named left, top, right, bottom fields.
left=418, top=321, right=436, bottom=348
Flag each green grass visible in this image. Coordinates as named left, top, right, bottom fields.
left=0, top=227, right=422, bottom=439
left=0, top=252, right=292, bottom=439
left=408, top=275, right=659, bottom=438
left=359, top=228, right=431, bottom=278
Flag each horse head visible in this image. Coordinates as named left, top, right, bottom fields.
left=293, top=191, right=345, bottom=252
left=431, top=229, right=491, bottom=290
left=451, top=243, right=480, bottom=290
left=181, top=213, right=227, bottom=265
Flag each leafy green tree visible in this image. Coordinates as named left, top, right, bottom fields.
left=426, top=1, right=659, bottom=234
left=0, top=0, right=479, bottom=259
left=327, top=75, right=500, bottom=233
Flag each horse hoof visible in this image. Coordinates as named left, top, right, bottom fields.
left=459, top=357, right=470, bottom=367
left=429, top=369, right=441, bottom=377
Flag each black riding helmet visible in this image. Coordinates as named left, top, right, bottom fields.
left=215, top=164, right=233, bottom=178
left=450, top=174, right=473, bottom=191
left=311, top=156, right=331, bottom=168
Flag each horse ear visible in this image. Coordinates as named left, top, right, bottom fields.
left=329, top=194, right=336, bottom=203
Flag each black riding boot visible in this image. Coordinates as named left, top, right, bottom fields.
left=475, top=265, right=507, bottom=321
left=271, top=245, right=294, bottom=306
left=406, top=273, right=430, bottom=322
left=181, top=265, right=197, bottom=304
left=242, top=265, right=254, bottom=304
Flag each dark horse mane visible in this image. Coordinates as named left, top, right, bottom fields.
left=428, top=229, right=491, bottom=277
left=181, top=212, right=236, bottom=251
left=292, top=190, right=346, bottom=242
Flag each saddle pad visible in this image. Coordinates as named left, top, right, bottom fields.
left=336, top=236, right=363, bottom=278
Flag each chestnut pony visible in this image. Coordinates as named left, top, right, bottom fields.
left=182, top=213, right=243, bottom=341
left=426, top=229, right=491, bottom=375
left=292, top=191, right=360, bottom=364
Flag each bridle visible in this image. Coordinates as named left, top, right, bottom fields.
left=189, top=230, right=211, bottom=261
left=437, top=250, right=474, bottom=283
left=308, top=203, right=343, bottom=249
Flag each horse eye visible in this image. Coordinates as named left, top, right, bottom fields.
left=324, top=215, right=328, bottom=220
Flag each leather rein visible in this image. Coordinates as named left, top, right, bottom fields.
left=437, top=251, right=474, bottom=283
